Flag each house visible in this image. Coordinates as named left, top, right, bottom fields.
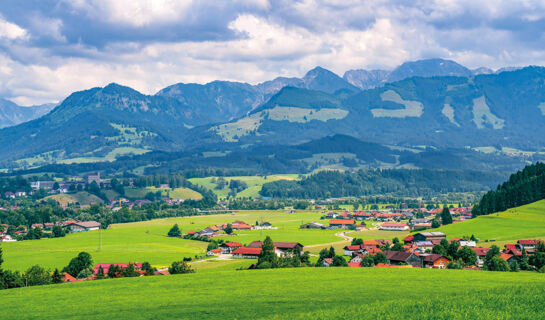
left=354, top=222, right=367, bottom=230
left=0, top=234, right=16, bottom=242
left=504, top=244, right=523, bottom=257
left=348, top=262, right=361, bottom=267
left=220, top=242, right=242, bottom=253
left=207, top=248, right=222, bottom=256
left=199, top=227, right=218, bottom=237
left=420, top=254, right=450, bottom=269
left=517, top=240, right=539, bottom=250
left=321, top=258, right=333, bottom=267
left=350, top=255, right=363, bottom=263
left=500, top=253, right=516, bottom=264
left=231, top=222, right=252, bottom=230
left=326, top=212, right=338, bottom=219
left=87, top=172, right=101, bottom=184
left=344, top=245, right=362, bottom=256
left=375, top=263, right=413, bottom=268
left=472, top=247, right=490, bottom=267
left=363, top=240, right=380, bottom=247
left=459, top=240, right=476, bottom=247
left=383, top=250, right=422, bottom=268
left=352, top=212, right=373, bottom=220
left=402, top=235, right=414, bottom=244
left=362, top=247, right=382, bottom=255
left=300, top=222, right=326, bottom=229
left=247, top=241, right=304, bottom=256
left=252, top=222, right=275, bottom=230
left=15, top=190, right=27, bottom=197
left=66, top=221, right=101, bottom=232
left=93, top=263, right=143, bottom=275
left=329, top=219, right=356, bottom=229
left=232, top=246, right=262, bottom=258
left=4, top=192, right=15, bottom=199
left=62, top=272, right=80, bottom=283
left=379, top=222, right=409, bottom=231
left=413, top=232, right=446, bottom=242
left=413, top=241, right=434, bottom=250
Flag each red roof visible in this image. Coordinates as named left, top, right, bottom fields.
left=403, top=235, right=414, bottom=242
left=93, top=263, right=143, bottom=274
left=500, top=253, right=513, bottom=261
left=366, top=248, right=383, bottom=254
left=381, top=222, right=408, bottom=227
left=323, top=258, right=333, bottom=265
left=345, top=245, right=361, bottom=251
left=329, top=219, right=355, bottom=225
left=472, top=247, right=490, bottom=256
left=518, top=240, right=538, bottom=245
left=62, top=272, right=79, bottom=283
left=347, top=262, right=361, bottom=267
left=222, top=242, right=242, bottom=247
left=233, top=247, right=262, bottom=255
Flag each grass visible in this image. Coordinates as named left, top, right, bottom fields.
left=45, top=191, right=104, bottom=206
left=1, top=268, right=544, bottom=319
left=188, top=174, right=299, bottom=199
left=430, top=199, right=545, bottom=247
left=124, top=187, right=203, bottom=200
left=2, top=210, right=339, bottom=271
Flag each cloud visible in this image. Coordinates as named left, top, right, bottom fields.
left=1, top=1, right=545, bottom=105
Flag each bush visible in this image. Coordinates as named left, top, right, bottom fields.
left=24, top=265, right=52, bottom=286
left=167, top=224, right=182, bottom=237
left=76, top=268, right=93, bottom=279
left=168, top=261, right=195, bottom=274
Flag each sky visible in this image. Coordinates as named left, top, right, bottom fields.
left=1, top=0, right=545, bottom=105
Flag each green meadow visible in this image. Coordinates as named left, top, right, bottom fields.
left=2, top=210, right=339, bottom=271
left=431, top=199, right=545, bottom=247
left=1, top=268, right=544, bottom=319
left=188, top=174, right=299, bottom=199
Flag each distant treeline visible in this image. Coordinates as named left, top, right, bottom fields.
left=259, top=169, right=505, bottom=199
left=472, top=162, right=545, bottom=216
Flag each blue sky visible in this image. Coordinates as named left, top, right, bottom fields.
left=1, top=0, right=544, bottom=105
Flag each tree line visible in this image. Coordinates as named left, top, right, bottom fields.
left=472, top=162, right=545, bottom=216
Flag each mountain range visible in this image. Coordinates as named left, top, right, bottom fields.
left=0, top=58, right=542, bottom=171
left=0, top=99, right=55, bottom=128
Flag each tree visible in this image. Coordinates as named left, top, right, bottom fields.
left=332, top=255, right=348, bottom=267
left=95, top=266, right=105, bottom=279
left=509, top=259, right=520, bottom=272
left=207, top=242, right=219, bottom=251
left=486, top=256, right=509, bottom=272
left=63, top=252, right=93, bottom=277
left=361, top=255, right=375, bottom=267
left=76, top=268, right=93, bottom=279
left=167, top=224, right=182, bottom=237
left=432, top=244, right=447, bottom=256
left=51, top=269, right=63, bottom=283
left=224, top=224, right=233, bottom=235
left=0, top=270, right=24, bottom=289
left=168, top=261, right=194, bottom=274
left=431, top=219, right=440, bottom=228
left=24, top=265, right=52, bottom=286
left=530, top=242, right=545, bottom=270
left=328, top=246, right=336, bottom=259
left=447, top=241, right=460, bottom=260
left=457, top=246, right=477, bottom=266
left=257, top=236, right=277, bottom=268
left=373, top=252, right=388, bottom=265
left=121, top=264, right=140, bottom=277
left=391, top=243, right=404, bottom=252
left=53, top=182, right=60, bottom=190
left=483, top=245, right=500, bottom=270
left=108, top=265, right=120, bottom=278
left=351, top=238, right=363, bottom=246
left=141, top=262, right=156, bottom=276
left=440, top=207, right=453, bottom=225
left=520, top=248, right=531, bottom=270
left=52, top=225, right=65, bottom=238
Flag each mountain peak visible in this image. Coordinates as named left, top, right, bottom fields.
left=388, top=58, right=472, bottom=82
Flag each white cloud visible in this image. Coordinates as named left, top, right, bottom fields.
left=0, top=17, right=27, bottom=40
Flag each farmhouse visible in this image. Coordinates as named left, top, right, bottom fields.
left=207, top=248, right=221, bottom=256
left=232, top=246, right=262, bottom=258
left=420, top=254, right=450, bottom=269
left=231, top=222, right=252, bottom=230
left=66, top=221, right=101, bottom=232
left=252, top=222, right=275, bottom=230
left=300, top=222, right=326, bottom=229
left=329, top=219, right=356, bottom=229
left=412, top=232, right=446, bottom=242
left=517, top=240, right=539, bottom=250
left=384, top=250, right=422, bottom=268
left=247, top=241, right=304, bottom=256
left=344, top=245, right=362, bottom=256
left=220, top=242, right=242, bottom=253
left=472, top=247, right=490, bottom=267
left=379, top=222, right=409, bottom=231
left=459, top=240, right=476, bottom=247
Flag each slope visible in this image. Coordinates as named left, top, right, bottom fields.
left=1, top=268, right=544, bottom=319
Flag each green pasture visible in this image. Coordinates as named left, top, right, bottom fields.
left=2, top=210, right=338, bottom=271
left=44, top=191, right=104, bottom=206
left=124, top=186, right=202, bottom=200
left=188, top=174, right=299, bottom=199
left=430, top=199, right=545, bottom=247
left=1, top=268, right=544, bottom=319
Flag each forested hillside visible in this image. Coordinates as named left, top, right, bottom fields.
left=260, top=169, right=505, bottom=198
left=472, top=162, right=545, bottom=216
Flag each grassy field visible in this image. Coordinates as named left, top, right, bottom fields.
left=45, top=191, right=104, bottom=206
left=1, top=210, right=339, bottom=271
left=431, top=199, right=545, bottom=247
left=188, top=174, right=299, bottom=199
left=1, top=268, right=544, bottom=319
left=124, top=187, right=202, bottom=200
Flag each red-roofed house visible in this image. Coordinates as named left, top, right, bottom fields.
left=329, top=219, right=356, bottom=229
left=420, top=254, right=451, bottom=269
left=517, top=240, right=539, bottom=250
left=231, top=223, right=252, bottom=231
left=232, top=246, right=262, bottom=258
left=62, top=272, right=80, bottom=283
left=207, top=248, right=222, bottom=256
left=403, top=235, right=414, bottom=244
left=220, top=242, right=242, bottom=253
left=344, top=245, right=362, bottom=256
left=500, top=253, right=516, bottom=264
left=379, top=222, right=409, bottom=231
left=348, top=262, right=361, bottom=267
left=472, top=247, right=490, bottom=267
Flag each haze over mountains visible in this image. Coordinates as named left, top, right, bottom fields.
left=0, top=99, right=55, bottom=129
left=0, top=58, right=542, bottom=171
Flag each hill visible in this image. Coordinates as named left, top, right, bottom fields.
left=0, top=99, right=55, bottom=128
left=429, top=199, right=545, bottom=248
left=45, top=192, right=104, bottom=206
left=1, top=268, right=544, bottom=319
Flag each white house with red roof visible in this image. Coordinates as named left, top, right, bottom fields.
left=379, top=222, right=409, bottom=231
left=232, top=246, right=262, bottom=258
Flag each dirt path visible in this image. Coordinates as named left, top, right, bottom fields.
left=304, top=231, right=355, bottom=248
